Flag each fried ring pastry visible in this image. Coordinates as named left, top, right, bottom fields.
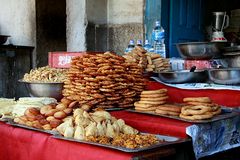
left=141, top=89, right=167, bottom=95
left=179, top=112, right=213, bottom=120
left=140, top=96, right=169, bottom=102
left=181, top=105, right=212, bottom=115
left=183, top=97, right=212, bottom=103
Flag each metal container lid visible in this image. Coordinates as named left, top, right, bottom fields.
left=224, top=45, right=240, bottom=53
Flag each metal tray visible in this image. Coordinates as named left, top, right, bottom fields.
left=126, top=108, right=239, bottom=124
left=0, top=117, right=12, bottom=122
left=105, top=107, right=127, bottom=111
left=53, top=134, right=188, bottom=153
left=7, top=120, right=58, bottom=135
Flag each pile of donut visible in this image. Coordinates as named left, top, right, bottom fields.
left=134, top=89, right=169, bottom=112
left=62, top=52, right=146, bottom=110
left=123, top=46, right=170, bottom=73
left=13, top=98, right=78, bottom=130
left=180, top=97, right=221, bottom=120
left=134, top=89, right=222, bottom=121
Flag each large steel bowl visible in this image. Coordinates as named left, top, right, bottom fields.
left=176, top=42, right=224, bottom=59
left=19, top=80, right=64, bottom=100
left=208, top=68, right=240, bottom=85
left=157, top=70, right=208, bottom=84
left=0, top=35, right=10, bottom=45
left=222, top=52, right=240, bottom=68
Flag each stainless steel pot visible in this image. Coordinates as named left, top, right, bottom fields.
left=156, top=70, right=208, bottom=84
left=176, top=42, right=224, bottom=59
left=208, top=68, right=240, bottom=85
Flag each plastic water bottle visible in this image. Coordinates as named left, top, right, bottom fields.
left=136, top=39, right=143, bottom=47
left=154, top=40, right=166, bottom=58
left=144, top=40, right=154, bottom=52
left=152, top=21, right=166, bottom=58
left=125, top=39, right=135, bottom=53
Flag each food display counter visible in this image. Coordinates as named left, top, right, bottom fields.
left=1, top=50, right=240, bottom=160
left=0, top=81, right=240, bottom=160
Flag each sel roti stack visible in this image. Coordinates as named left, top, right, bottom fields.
left=62, top=52, right=146, bottom=110
left=134, top=89, right=168, bottom=111
left=123, top=46, right=170, bottom=72
left=180, top=97, right=222, bottom=120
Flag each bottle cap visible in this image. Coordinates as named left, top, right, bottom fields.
left=129, top=39, right=134, bottom=45
left=155, top=21, right=160, bottom=26
left=137, top=39, right=142, bottom=45
left=145, top=39, right=149, bottom=44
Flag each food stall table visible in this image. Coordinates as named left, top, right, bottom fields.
left=147, top=81, right=240, bottom=107
left=0, top=121, right=190, bottom=160
left=1, top=81, right=240, bottom=160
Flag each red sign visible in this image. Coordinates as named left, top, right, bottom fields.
left=48, top=51, right=103, bottom=68
left=184, top=60, right=212, bottom=70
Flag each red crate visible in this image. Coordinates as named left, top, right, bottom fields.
left=48, top=51, right=103, bottom=68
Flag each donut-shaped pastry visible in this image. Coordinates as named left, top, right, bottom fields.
left=181, top=105, right=212, bottom=115
left=183, top=97, right=211, bottom=103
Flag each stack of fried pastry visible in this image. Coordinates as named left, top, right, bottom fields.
left=155, top=104, right=182, bottom=116
left=123, top=46, right=148, bottom=69
left=123, top=46, right=170, bottom=72
left=134, top=89, right=168, bottom=112
left=62, top=52, right=146, bottom=110
left=13, top=98, right=78, bottom=130
left=180, top=97, right=221, bottom=120
left=146, top=52, right=170, bottom=72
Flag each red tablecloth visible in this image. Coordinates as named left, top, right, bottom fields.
left=0, top=122, right=132, bottom=160
left=111, top=111, right=191, bottom=138
left=147, top=81, right=240, bottom=107
left=1, top=81, right=240, bottom=160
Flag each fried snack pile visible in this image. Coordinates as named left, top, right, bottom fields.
left=134, top=89, right=168, bottom=112
left=62, top=52, right=146, bottom=110
left=123, top=46, right=148, bottom=68
left=155, top=104, right=182, bottom=116
left=87, top=133, right=160, bottom=149
left=13, top=100, right=76, bottom=130
left=23, top=66, right=67, bottom=83
left=56, top=108, right=139, bottom=140
left=145, top=52, right=170, bottom=72
left=180, top=97, right=221, bottom=120
left=123, top=46, right=170, bottom=72
left=12, top=97, right=57, bottom=118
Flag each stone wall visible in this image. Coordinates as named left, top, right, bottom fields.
left=66, top=0, right=87, bottom=52
left=85, top=0, right=144, bottom=54
left=0, top=0, right=36, bottom=46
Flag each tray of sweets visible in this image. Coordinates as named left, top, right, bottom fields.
left=53, top=133, right=188, bottom=153
left=126, top=107, right=239, bottom=124
left=7, top=120, right=58, bottom=135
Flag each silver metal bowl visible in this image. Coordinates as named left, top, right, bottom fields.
left=19, top=80, right=64, bottom=100
left=208, top=68, right=240, bottom=85
left=157, top=70, right=208, bottom=84
left=222, top=52, right=240, bottom=68
left=0, top=35, right=10, bottom=45
left=176, top=42, right=224, bottom=59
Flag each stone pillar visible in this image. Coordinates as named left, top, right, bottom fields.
left=66, top=0, right=87, bottom=51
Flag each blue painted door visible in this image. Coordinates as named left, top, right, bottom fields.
left=169, top=0, right=205, bottom=57
left=145, top=0, right=205, bottom=58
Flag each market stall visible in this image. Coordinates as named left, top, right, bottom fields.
left=0, top=48, right=240, bottom=160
